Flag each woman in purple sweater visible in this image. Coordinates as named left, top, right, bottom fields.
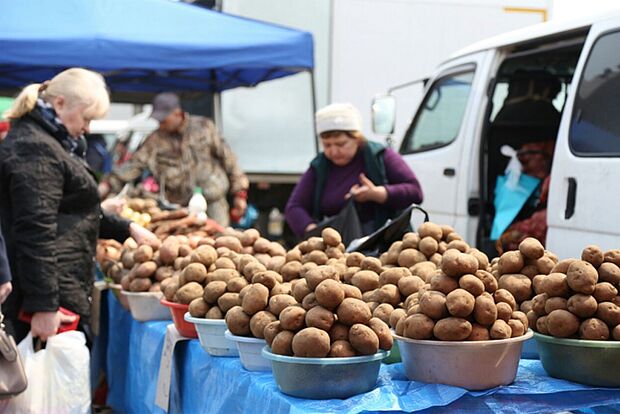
left=285, top=103, right=423, bottom=239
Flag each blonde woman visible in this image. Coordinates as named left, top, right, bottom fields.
left=0, top=68, right=156, bottom=342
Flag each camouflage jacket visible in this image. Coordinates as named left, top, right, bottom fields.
left=109, top=115, right=248, bottom=205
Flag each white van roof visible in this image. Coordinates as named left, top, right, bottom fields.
left=449, top=9, right=620, bottom=61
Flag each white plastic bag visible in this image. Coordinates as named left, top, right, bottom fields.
left=4, top=331, right=90, bottom=414
left=501, top=145, right=523, bottom=190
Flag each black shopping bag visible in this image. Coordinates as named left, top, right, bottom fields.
left=304, top=199, right=364, bottom=247
left=349, top=204, right=429, bottom=257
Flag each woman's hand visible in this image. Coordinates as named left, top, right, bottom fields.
left=0, top=281, right=11, bottom=304
left=345, top=173, right=388, bottom=204
left=129, top=222, right=159, bottom=247
left=304, top=223, right=317, bottom=233
left=101, top=197, right=126, bottom=214
left=31, top=310, right=77, bottom=341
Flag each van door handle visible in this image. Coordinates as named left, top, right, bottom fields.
left=443, top=168, right=455, bottom=177
left=565, top=177, right=577, bottom=219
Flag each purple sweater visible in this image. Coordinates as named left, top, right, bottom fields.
left=285, top=147, right=423, bottom=237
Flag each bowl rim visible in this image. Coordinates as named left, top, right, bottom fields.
left=261, top=346, right=389, bottom=364
left=533, top=332, right=620, bottom=348
left=183, top=312, right=226, bottom=325
left=224, top=330, right=266, bottom=344
left=393, top=329, right=534, bottom=346
left=121, top=290, right=163, bottom=298
left=160, top=299, right=189, bottom=309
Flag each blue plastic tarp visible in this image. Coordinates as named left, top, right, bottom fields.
left=104, top=292, right=620, bottom=414
left=491, top=174, right=541, bottom=240
left=0, top=0, right=313, bottom=93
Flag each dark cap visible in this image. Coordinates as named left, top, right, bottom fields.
left=151, top=92, right=181, bottom=122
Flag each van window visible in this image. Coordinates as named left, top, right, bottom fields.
left=401, top=70, right=474, bottom=153
left=570, top=30, right=620, bottom=156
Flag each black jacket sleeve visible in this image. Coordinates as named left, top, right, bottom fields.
left=99, top=210, right=132, bottom=243
left=9, top=143, right=64, bottom=313
left=0, top=222, right=11, bottom=284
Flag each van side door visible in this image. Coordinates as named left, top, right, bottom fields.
left=547, top=19, right=620, bottom=258
left=399, top=51, right=491, bottom=241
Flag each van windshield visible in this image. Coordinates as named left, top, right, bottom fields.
left=401, top=70, right=474, bottom=153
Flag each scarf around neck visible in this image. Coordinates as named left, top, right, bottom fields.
left=29, top=98, right=87, bottom=159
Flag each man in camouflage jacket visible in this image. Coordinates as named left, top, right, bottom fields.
left=107, top=93, right=248, bottom=226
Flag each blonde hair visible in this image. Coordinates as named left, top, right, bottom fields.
left=3, top=68, right=110, bottom=120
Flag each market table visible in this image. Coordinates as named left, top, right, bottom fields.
left=104, top=291, right=620, bottom=414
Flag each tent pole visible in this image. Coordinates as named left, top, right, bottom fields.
left=310, top=69, right=318, bottom=156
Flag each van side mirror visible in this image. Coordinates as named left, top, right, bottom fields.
left=371, top=94, right=396, bottom=135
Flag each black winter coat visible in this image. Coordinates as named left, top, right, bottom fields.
left=0, top=113, right=130, bottom=324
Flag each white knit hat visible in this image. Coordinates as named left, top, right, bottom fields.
left=315, top=103, right=363, bottom=135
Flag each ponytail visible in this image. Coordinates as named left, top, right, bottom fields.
left=3, top=84, right=41, bottom=120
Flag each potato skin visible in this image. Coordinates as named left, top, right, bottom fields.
left=329, top=340, right=356, bottom=357
left=579, top=318, right=610, bottom=340
left=467, top=324, right=490, bottom=341
left=595, top=302, right=620, bottom=327
left=263, top=321, right=283, bottom=347
left=336, top=298, right=372, bottom=326
left=433, top=317, right=472, bottom=341
left=498, top=251, right=524, bottom=274
left=419, top=291, right=449, bottom=320
left=498, top=274, right=532, bottom=304
left=547, top=309, right=580, bottom=338
left=403, top=313, right=435, bottom=339
left=566, top=261, right=598, bottom=294
left=348, top=323, right=380, bottom=355
left=430, top=273, right=459, bottom=295
left=250, top=311, right=277, bottom=338
left=459, top=274, right=485, bottom=297
left=226, top=306, right=251, bottom=336
left=446, top=289, right=475, bottom=318
left=519, top=237, right=545, bottom=260
left=305, top=306, right=335, bottom=331
left=271, top=330, right=295, bottom=356
left=581, top=245, right=604, bottom=268
left=474, top=293, right=497, bottom=326
left=314, top=279, right=345, bottom=309
left=490, top=320, right=512, bottom=339
left=241, top=284, right=270, bottom=315
left=279, top=306, right=307, bottom=331
left=292, top=328, right=331, bottom=357
left=368, top=317, right=393, bottom=351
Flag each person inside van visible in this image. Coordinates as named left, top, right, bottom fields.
left=285, top=102, right=423, bottom=239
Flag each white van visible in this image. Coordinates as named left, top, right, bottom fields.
left=372, top=11, right=620, bottom=259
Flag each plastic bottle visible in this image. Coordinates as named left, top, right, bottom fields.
left=188, top=186, right=208, bottom=223
left=268, top=207, right=284, bottom=237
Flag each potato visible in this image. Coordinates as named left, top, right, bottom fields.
left=155, top=266, right=174, bottom=282
left=350, top=270, right=380, bottom=293
left=511, top=311, right=529, bottom=331
left=468, top=249, right=490, bottom=270
left=520, top=300, right=533, bottom=314
left=321, top=227, right=341, bottom=247
left=271, top=330, right=295, bottom=356
left=398, top=249, right=427, bottom=268
left=264, top=321, right=283, bottom=346
left=530, top=293, right=549, bottom=315
left=467, top=324, right=490, bottom=341
left=302, top=292, right=319, bottom=310
left=579, top=318, right=610, bottom=340
left=303, top=306, right=334, bottom=331
left=598, top=262, right=620, bottom=286
left=498, top=251, right=524, bottom=275
left=474, top=293, right=497, bottom=326
left=418, top=291, right=448, bottom=319
left=446, top=240, right=469, bottom=253
left=279, top=306, right=307, bottom=331
left=544, top=297, right=568, bottom=314
left=121, top=250, right=135, bottom=270
left=434, top=317, right=472, bottom=341
left=216, top=291, right=240, bottom=313
left=442, top=250, right=479, bottom=278
left=593, top=282, right=618, bottom=303
left=163, top=277, right=179, bottom=301
left=345, top=252, right=365, bottom=268
left=203, top=306, right=223, bottom=319
left=268, top=294, right=297, bottom=317
left=398, top=276, right=426, bottom=297
left=207, top=268, right=240, bottom=284
left=372, top=303, right=394, bottom=325
left=507, top=319, right=525, bottom=337
left=581, top=245, right=604, bottom=268
left=532, top=275, right=545, bottom=294
left=329, top=340, right=356, bottom=357
left=250, top=311, right=277, bottom=338
left=292, top=327, right=330, bottom=357
left=498, top=274, right=532, bottom=304
left=401, top=232, right=420, bottom=249
left=241, top=284, right=269, bottom=315
left=345, top=324, right=378, bottom=355
left=401, top=313, right=433, bottom=339
left=417, top=222, right=443, bottom=241
left=551, top=258, right=576, bottom=274
left=518, top=237, right=545, bottom=260
left=411, top=262, right=437, bottom=282
left=566, top=261, right=598, bottom=294
left=159, top=236, right=180, bottom=265
left=493, top=300, right=514, bottom=322
left=240, top=228, right=260, bottom=247
left=446, top=289, right=475, bottom=318
left=418, top=236, right=439, bottom=257
left=215, top=257, right=236, bottom=270
left=476, top=270, right=498, bottom=293
left=389, top=308, right=407, bottom=329
left=547, top=309, right=580, bottom=337
left=133, top=245, right=154, bottom=263
left=604, top=249, right=620, bottom=266
left=215, top=236, right=242, bottom=253
left=303, top=250, right=329, bottom=265
left=251, top=271, right=281, bottom=290
left=189, top=298, right=210, bottom=318
left=280, top=261, right=302, bottom=283
left=380, top=267, right=411, bottom=286
left=536, top=256, right=555, bottom=275
left=490, top=319, right=512, bottom=339
left=182, top=263, right=207, bottom=284
left=243, top=261, right=267, bottom=282
left=227, top=277, right=249, bottom=294
left=292, top=279, right=311, bottom=303
left=203, top=281, right=227, bottom=304
left=613, top=325, right=620, bottom=341
left=430, top=272, right=459, bottom=295
left=458, top=274, right=485, bottom=296
left=493, top=289, right=517, bottom=311
left=226, top=306, right=251, bottom=336
left=135, top=261, right=157, bottom=279
left=336, top=298, right=372, bottom=326
left=305, top=265, right=339, bottom=291
left=191, top=245, right=218, bottom=267
left=176, top=282, right=204, bottom=304
left=595, top=302, right=620, bottom=327
left=311, top=279, right=345, bottom=310
left=446, top=232, right=463, bottom=242
left=129, top=277, right=151, bottom=292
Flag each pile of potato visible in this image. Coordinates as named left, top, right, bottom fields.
left=526, top=245, right=620, bottom=340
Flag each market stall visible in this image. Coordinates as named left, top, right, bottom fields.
left=103, top=292, right=620, bottom=413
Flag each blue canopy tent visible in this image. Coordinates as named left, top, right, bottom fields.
left=0, top=0, right=314, bottom=97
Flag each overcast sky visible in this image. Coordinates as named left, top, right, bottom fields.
left=552, top=0, right=620, bottom=20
